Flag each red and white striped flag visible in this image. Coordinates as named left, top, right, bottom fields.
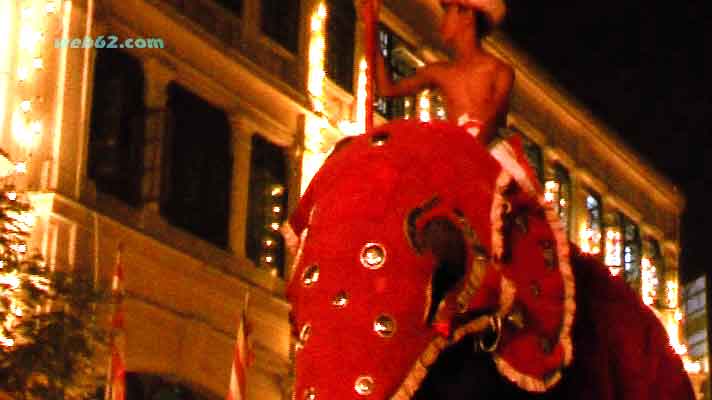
left=226, top=294, right=253, bottom=400
left=105, top=248, right=126, bottom=400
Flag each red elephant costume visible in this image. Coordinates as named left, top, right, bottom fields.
left=282, top=120, right=694, bottom=399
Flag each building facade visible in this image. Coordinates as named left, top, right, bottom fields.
left=0, top=0, right=691, bottom=398
left=685, top=275, right=711, bottom=399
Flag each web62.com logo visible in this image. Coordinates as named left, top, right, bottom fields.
left=54, top=35, right=165, bottom=49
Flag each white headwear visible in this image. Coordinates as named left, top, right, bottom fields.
left=441, top=0, right=507, bottom=29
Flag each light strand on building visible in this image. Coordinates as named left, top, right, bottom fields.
left=307, top=2, right=327, bottom=114
left=260, top=184, right=285, bottom=276
left=640, top=256, right=658, bottom=306
left=579, top=222, right=601, bottom=256
left=418, top=89, right=431, bottom=122
left=544, top=180, right=559, bottom=204
left=604, top=228, right=622, bottom=276
left=302, top=2, right=330, bottom=193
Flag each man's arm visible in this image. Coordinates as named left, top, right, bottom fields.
left=375, top=53, right=444, bottom=97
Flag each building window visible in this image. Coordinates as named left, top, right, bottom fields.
left=376, top=25, right=417, bottom=119
left=325, top=0, right=356, bottom=92
left=622, top=216, right=642, bottom=289
left=88, top=50, right=146, bottom=207
left=214, top=0, right=242, bottom=16
left=246, top=135, right=288, bottom=276
left=543, top=164, right=571, bottom=237
left=261, top=0, right=300, bottom=53
left=520, top=134, right=542, bottom=183
left=162, top=83, right=232, bottom=248
left=579, top=191, right=602, bottom=255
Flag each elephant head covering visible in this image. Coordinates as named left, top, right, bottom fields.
left=283, top=120, right=574, bottom=399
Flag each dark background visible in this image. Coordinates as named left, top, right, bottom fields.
left=502, top=1, right=711, bottom=283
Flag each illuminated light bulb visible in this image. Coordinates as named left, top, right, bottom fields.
left=29, top=120, right=42, bottom=135
left=264, top=239, right=274, bottom=247
left=270, top=268, right=278, bottom=277
left=20, top=100, right=31, bottom=113
left=317, top=2, right=327, bottom=18
left=265, top=256, right=274, bottom=263
left=17, top=67, right=30, bottom=82
left=0, top=273, right=20, bottom=289
left=7, top=192, right=17, bottom=201
left=270, top=222, right=280, bottom=231
left=15, top=162, right=27, bottom=174
left=418, top=91, right=431, bottom=122
left=19, top=27, right=35, bottom=49
left=273, top=206, right=282, bottom=213
left=16, top=244, right=27, bottom=253
left=32, top=57, right=43, bottom=70
left=271, top=186, right=284, bottom=196
left=0, top=336, right=14, bottom=347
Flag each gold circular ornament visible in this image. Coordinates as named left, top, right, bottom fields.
left=373, top=314, right=396, bottom=338
left=370, top=132, right=390, bottom=146
left=332, top=291, right=349, bottom=308
left=360, top=243, right=386, bottom=270
left=299, top=323, right=312, bottom=344
left=302, top=265, right=320, bottom=287
left=354, top=375, right=375, bottom=396
left=303, top=387, right=317, bottom=400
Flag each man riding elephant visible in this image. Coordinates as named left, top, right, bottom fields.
left=281, top=0, right=694, bottom=398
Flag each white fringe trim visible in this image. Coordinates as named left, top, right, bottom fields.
left=490, top=171, right=513, bottom=262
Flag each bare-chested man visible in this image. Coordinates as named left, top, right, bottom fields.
left=374, top=0, right=513, bottom=145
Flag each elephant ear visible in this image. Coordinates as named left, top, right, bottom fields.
left=484, top=136, right=576, bottom=393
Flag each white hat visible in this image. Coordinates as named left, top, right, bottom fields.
left=441, top=0, right=507, bottom=29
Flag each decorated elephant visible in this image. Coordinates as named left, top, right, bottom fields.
left=282, top=120, right=694, bottom=400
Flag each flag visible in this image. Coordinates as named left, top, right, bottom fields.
left=105, top=248, right=126, bottom=400
left=226, top=295, right=252, bottom=400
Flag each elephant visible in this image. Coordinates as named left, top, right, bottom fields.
left=283, top=119, right=694, bottom=400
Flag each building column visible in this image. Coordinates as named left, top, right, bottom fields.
left=141, top=58, right=175, bottom=214
left=228, top=115, right=254, bottom=259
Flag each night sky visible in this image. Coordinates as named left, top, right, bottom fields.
left=502, top=1, right=711, bottom=282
